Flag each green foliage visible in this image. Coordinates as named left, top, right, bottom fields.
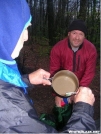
left=53, top=27, right=67, bottom=44
left=33, top=36, right=49, bottom=46
left=86, top=11, right=100, bottom=52
left=38, top=45, right=52, bottom=57
left=32, top=36, right=52, bottom=57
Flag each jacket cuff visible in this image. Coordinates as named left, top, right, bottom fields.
left=73, top=102, right=94, bottom=117
left=21, top=74, right=34, bottom=88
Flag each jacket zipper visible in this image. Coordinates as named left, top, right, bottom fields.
left=77, top=55, right=80, bottom=71
left=73, top=52, right=76, bottom=72
left=73, top=52, right=80, bottom=72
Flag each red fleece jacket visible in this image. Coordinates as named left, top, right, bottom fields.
left=50, top=38, right=97, bottom=86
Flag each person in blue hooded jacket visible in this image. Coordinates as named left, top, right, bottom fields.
left=0, top=0, right=96, bottom=133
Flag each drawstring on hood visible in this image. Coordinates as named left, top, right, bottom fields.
left=0, top=0, right=32, bottom=91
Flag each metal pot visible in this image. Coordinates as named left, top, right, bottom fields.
left=51, top=70, right=79, bottom=98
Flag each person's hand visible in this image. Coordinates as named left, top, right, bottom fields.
left=28, top=68, right=51, bottom=85
left=55, top=96, right=73, bottom=107
left=73, top=87, right=95, bottom=106
left=55, top=96, right=63, bottom=107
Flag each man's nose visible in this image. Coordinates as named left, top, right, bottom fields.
left=75, top=35, right=79, bottom=39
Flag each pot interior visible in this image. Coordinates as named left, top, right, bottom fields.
left=52, top=70, right=79, bottom=97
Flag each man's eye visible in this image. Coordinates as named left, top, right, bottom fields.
left=80, top=33, right=83, bottom=36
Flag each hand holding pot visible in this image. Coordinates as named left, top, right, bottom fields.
left=73, top=87, right=95, bottom=106
left=29, top=69, right=51, bottom=86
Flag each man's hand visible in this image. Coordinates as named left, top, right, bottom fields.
left=74, top=87, right=95, bottom=106
left=55, top=87, right=95, bottom=107
left=28, top=68, right=51, bottom=85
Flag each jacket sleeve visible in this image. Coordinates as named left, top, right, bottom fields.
left=62, top=102, right=96, bottom=132
left=50, top=45, right=61, bottom=76
left=79, top=47, right=97, bottom=86
left=21, top=74, right=35, bottom=90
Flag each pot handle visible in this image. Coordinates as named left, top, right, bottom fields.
left=66, top=92, right=77, bottom=97
left=43, top=77, right=53, bottom=82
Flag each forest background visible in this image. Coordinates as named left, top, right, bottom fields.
left=26, top=0, right=100, bottom=51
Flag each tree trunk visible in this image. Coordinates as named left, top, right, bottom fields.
left=78, top=0, right=87, bottom=20
left=47, top=0, right=55, bottom=46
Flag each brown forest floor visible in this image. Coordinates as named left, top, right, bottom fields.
left=17, top=43, right=100, bottom=121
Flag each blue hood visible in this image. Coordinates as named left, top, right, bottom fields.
left=0, top=0, right=32, bottom=90
left=0, top=0, right=31, bottom=69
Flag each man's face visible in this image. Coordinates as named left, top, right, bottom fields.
left=68, top=30, right=85, bottom=47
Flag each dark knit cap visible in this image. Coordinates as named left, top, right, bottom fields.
left=68, top=19, right=87, bottom=35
